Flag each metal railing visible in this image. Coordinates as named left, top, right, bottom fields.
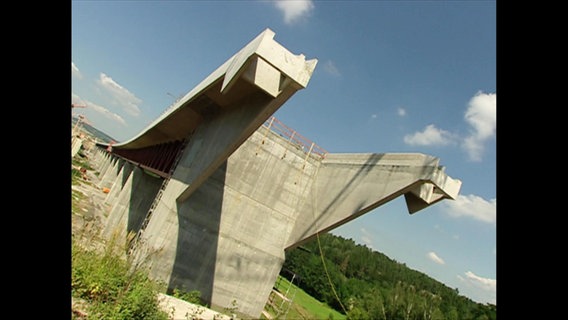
left=262, top=116, right=328, bottom=159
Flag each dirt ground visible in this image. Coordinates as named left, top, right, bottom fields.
left=71, top=154, right=113, bottom=318
left=71, top=160, right=109, bottom=239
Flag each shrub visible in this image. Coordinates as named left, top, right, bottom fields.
left=71, top=233, right=169, bottom=320
left=172, top=288, right=203, bottom=305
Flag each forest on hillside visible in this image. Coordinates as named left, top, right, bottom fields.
left=281, top=233, right=496, bottom=320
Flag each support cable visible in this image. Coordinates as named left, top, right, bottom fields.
left=310, top=163, right=350, bottom=318
left=288, top=147, right=349, bottom=318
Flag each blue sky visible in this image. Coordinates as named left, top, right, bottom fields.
left=71, top=0, right=496, bottom=306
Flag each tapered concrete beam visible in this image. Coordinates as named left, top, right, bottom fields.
left=404, top=165, right=461, bottom=213
left=286, top=153, right=462, bottom=248
left=170, top=29, right=317, bottom=204
left=222, top=28, right=317, bottom=96
left=104, top=28, right=317, bottom=151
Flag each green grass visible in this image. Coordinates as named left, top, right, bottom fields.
left=72, top=229, right=170, bottom=320
left=72, top=154, right=94, bottom=171
left=71, top=167, right=84, bottom=185
left=267, top=276, right=347, bottom=320
left=71, top=189, right=86, bottom=214
left=72, top=163, right=171, bottom=320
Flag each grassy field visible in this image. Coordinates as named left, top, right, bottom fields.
left=263, top=276, right=347, bottom=320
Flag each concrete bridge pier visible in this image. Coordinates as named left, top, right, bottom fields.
left=99, top=158, right=125, bottom=190
left=71, top=137, right=82, bottom=158
left=97, top=149, right=111, bottom=170
left=132, top=125, right=318, bottom=318
left=97, top=152, right=113, bottom=176
left=104, top=161, right=134, bottom=205
left=90, top=148, right=106, bottom=172
left=96, top=155, right=116, bottom=187
left=129, top=125, right=461, bottom=319
left=102, top=165, right=163, bottom=243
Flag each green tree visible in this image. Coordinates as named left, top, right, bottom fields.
left=282, top=233, right=496, bottom=320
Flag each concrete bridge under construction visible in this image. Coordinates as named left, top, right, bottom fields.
left=89, top=28, right=462, bottom=319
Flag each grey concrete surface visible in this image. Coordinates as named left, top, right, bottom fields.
left=157, top=293, right=234, bottom=320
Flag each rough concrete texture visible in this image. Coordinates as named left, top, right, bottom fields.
left=157, top=293, right=234, bottom=320
left=288, top=152, right=461, bottom=248
left=102, top=165, right=163, bottom=241
left=71, top=136, right=83, bottom=158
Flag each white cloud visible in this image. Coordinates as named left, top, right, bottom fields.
left=371, top=114, right=378, bottom=119
left=434, top=224, right=459, bottom=240
left=323, top=60, right=340, bottom=77
left=458, top=271, right=496, bottom=304
left=397, top=107, right=406, bottom=117
left=71, top=93, right=126, bottom=126
left=72, top=62, right=82, bottom=79
left=360, top=228, right=374, bottom=249
left=403, top=124, right=455, bottom=146
left=462, top=91, right=496, bottom=162
left=427, top=251, right=445, bottom=265
left=273, top=0, right=314, bottom=24
left=361, top=236, right=373, bottom=249
left=443, top=194, right=496, bottom=224
left=71, top=93, right=85, bottom=107
left=90, top=102, right=128, bottom=126
left=97, top=73, right=142, bottom=117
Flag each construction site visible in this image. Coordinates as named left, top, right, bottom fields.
left=71, top=28, right=461, bottom=319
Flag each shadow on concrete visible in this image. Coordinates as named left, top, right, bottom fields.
left=117, top=164, right=131, bottom=192
left=288, top=153, right=433, bottom=250
left=287, top=154, right=385, bottom=250
left=167, top=161, right=226, bottom=304
left=125, top=168, right=163, bottom=239
left=100, top=157, right=122, bottom=187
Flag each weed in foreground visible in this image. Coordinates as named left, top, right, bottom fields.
left=71, top=225, right=169, bottom=320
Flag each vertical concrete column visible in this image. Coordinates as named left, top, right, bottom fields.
left=105, top=162, right=134, bottom=206
left=134, top=180, right=182, bottom=287
left=98, top=153, right=113, bottom=177
left=97, top=156, right=114, bottom=187
left=71, top=137, right=82, bottom=158
left=90, top=148, right=100, bottom=169
left=135, top=90, right=289, bottom=288
left=102, top=166, right=163, bottom=242
left=92, top=148, right=105, bottom=170
left=101, top=151, right=113, bottom=172
left=286, top=153, right=462, bottom=248
left=134, top=73, right=310, bottom=289
left=205, top=129, right=320, bottom=317
left=100, top=158, right=124, bottom=190
left=135, top=127, right=320, bottom=318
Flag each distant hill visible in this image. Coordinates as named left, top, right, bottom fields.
left=282, top=232, right=496, bottom=320
left=72, top=117, right=118, bottom=144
